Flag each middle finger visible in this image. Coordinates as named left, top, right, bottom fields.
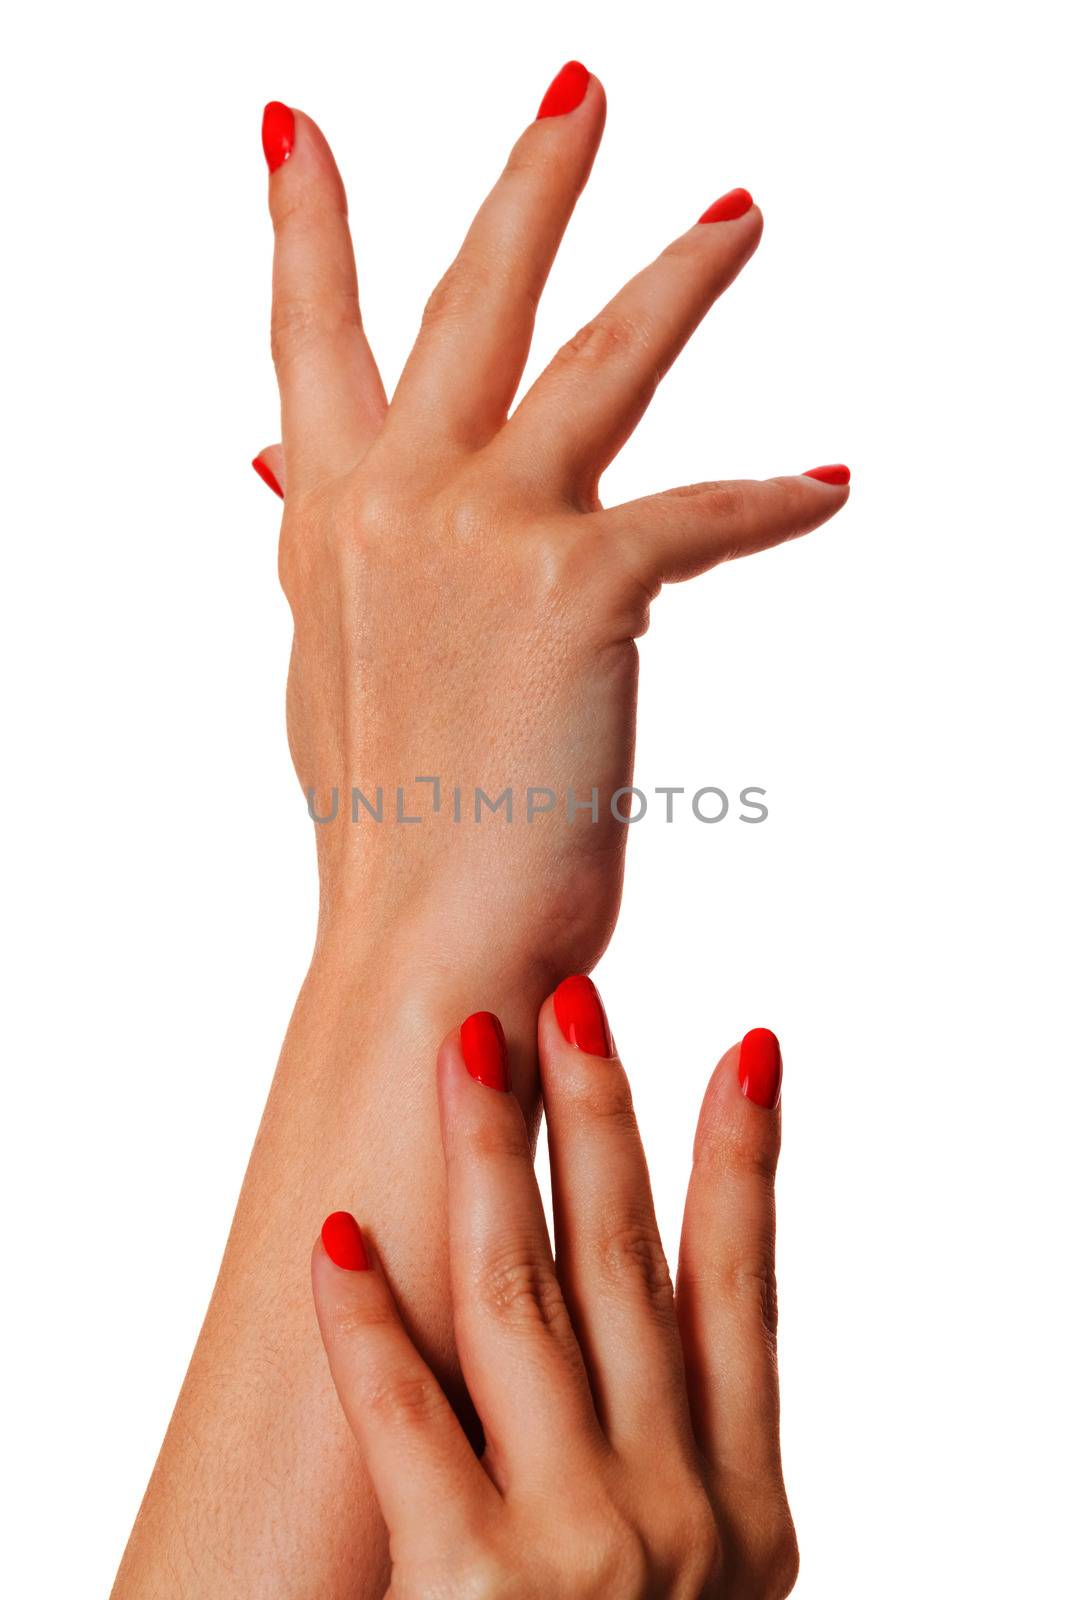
left=539, top=978, right=699, bottom=1465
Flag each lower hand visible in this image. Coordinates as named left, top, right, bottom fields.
left=313, top=980, right=797, bottom=1598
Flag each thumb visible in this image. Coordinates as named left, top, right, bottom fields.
left=251, top=443, right=285, bottom=499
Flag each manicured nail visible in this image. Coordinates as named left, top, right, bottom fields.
left=321, top=1211, right=369, bottom=1270
left=537, top=60, right=591, bottom=119
left=460, top=1011, right=510, bottom=1091
left=738, top=1028, right=782, bottom=1110
left=251, top=455, right=283, bottom=499
left=699, top=187, right=754, bottom=224
left=804, top=464, right=851, bottom=486
left=553, top=975, right=613, bottom=1057
left=262, top=101, right=295, bottom=173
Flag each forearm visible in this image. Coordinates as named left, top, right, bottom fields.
left=113, top=908, right=553, bottom=1598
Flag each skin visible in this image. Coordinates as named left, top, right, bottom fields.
left=113, top=70, right=845, bottom=1598
left=313, top=997, right=797, bottom=1598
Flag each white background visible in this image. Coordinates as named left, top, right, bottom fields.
left=3, top=0, right=1064, bottom=1593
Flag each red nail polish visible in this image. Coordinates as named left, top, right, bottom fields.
left=804, top=464, right=851, bottom=486
left=553, top=975, right=613, bottom=1057
left=738, top=1028, right=782, bottom=1110
left=251, top=455, right=284, bottom=498
left=460, top=1012, right=510, bottom=1091
left=321, top=1211, right=369, bottom=1270
left=537, top=60, right=591, bottom=119
left=699, top=188, right=754, bottom=224
left=262, top=101, right=295, bottom=173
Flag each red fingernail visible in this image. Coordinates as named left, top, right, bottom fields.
left=804, top=464, right=851, bottom=486
left=537, top=60, right=591, bottom=119
left=738, top=1028, right=782, bottom=1110
left=262, top=101, right=295, bottom=173
left=321, top=1211, right=369, bottom=1270
left=553, top=975, right=613, bottom=1057
left=251, top=455, right=283, bottom=499
left=460, top=1012, right=510, bottom=1091
left=699, top=187, right=754, bottom=224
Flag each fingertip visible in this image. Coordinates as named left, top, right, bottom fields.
left=251, top=452, right=284, bottom=498
left=459, top=1011, right=510, bottom=1092
left=692, top=1035, right=784, bottom=1165
left=739, top=1027, right=783, bottom=1111
left=321, top=1210, right=370, bottom=1271
left=536, top=59, right=593, bottom=120
left=549, top=974, right=614, bottom=1059
left=803, top=463, right=851, bottom=487
left=263, top=105, right=349, bottom=215
left=262, top=100, right=295, bottom=173
left=698, top=187, right=755, bottom=224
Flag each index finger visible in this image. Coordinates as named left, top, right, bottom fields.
left=264, top=103, right=387, bottom=494
left=311, top=1213, right=492, bottom=1548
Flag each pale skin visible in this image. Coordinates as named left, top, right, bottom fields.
left=314, top=999, right=797, bottom=1598
left=113, top=64, right=846, bottom=1598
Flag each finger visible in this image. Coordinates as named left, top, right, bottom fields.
left=539, top=978, right=698, bottom=1462
left=675, top=1030, right=786, bottom=1495
left=264, top=103, right=387, bottom=493
left=312, top=1211, right=491, bottom=1547
left=593, top=467, right=851, bottom=587
left=390, top=62, right=605, bottom=454
left=505, top=193, right=762, bottom=501
left=251, top=444, right=285, bottom=499
left=440, top=1014, right=601, bottom=1485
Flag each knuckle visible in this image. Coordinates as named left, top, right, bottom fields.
left=270, top=290, right=361, bottom=370
left=343, top=479, right=407, bottom=541
left=733, top=1135, right=780, bottom=1188
left=700, top=1115, right=780, bottom=1188
left=569, top=1503, right=649, bottom=1596
left=600, top=1525, right=650, bottom=1595
left=421, top=258, right=492, bottom=331
left=329, top=1294, right=397, bottom=1344
left=438, top=483, right=492, bottom=546
left=451, top=1550, right=509, bottom=1600
left=476, top=1246, right=569, bottom=1334
left=760, top=1512, right=801, bottom=1597
left=720, top=1250, right=780, bottom=1342
left=277, top=527, right=304, bottom=601
left=501, top=132, right=555, bottom=185
left=466, top=1107, right=532, bottom=1165
left=659, top=230, right=709, bottom=267
left=696, top=480, right=746, bottom=524
left=557, top=311, right=656, bottom=369
left=362, top=1369, right=450, bottom=1431
left=667, top=1494, right=720, bottom=1587
left=565, top=1061, right=638, bottom=1132
left=597, top=1212, right=674, bottom=1307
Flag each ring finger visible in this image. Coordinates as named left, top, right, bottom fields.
left=503, top=190, right=762, bottom=502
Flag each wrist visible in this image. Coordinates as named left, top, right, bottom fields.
left=300, top=902, right=559, bottom=1106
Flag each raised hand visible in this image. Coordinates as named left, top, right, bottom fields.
left=254, top=66, right=848, bottom=976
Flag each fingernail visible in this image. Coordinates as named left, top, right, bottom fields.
left=739, top=1028, right=782, bottom=1110
left=553, top=975, right=613, bottom=1057
left=699, top=187, right=754, bottom=224
left=537, top=60, right=591, bottom=119
left=804, top=463, right=851, bottom=486
left=460, top=1011, right=510, bottom=1091
left=262, top=101, right=295, bottom=173
left=321, top=1211, right=369, bottom=1270
left=251, top=455, right=283, bottom=499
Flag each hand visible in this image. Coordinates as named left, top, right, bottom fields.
left=255, top=66, right=849, bottom=978
left=313, top=980, right=798, bottom=1598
